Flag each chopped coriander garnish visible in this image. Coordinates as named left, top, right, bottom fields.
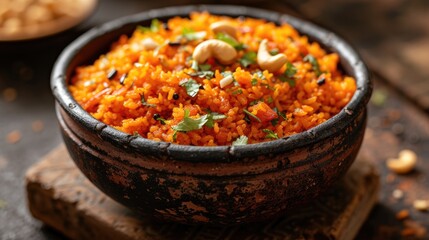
left=137, top=19, right=162, bottom=33
left=186, top=71, right=214, bottom=79
left=140, top=94, right=156, bottom=107
left=188, top=61, right=214, bottom=79
left=216, top=32, right=246, bottom=50
left=279, top=76, right=295, bottom=87
left=157, top=118, right=167, bottom=125
left=232, top=89, right=243, bottom=95
left=172, top=109, right=208, bottom=132
left=181, top=28, right=206, bottom=41
left=153, top=114, right=167, bottom=125
left=279, top=62, right=297, bottom=87
left=232, top=135, right=248, bottom=145
left=303, top=54, right=322, bottom=76
left=266, top=96, right=273, bottom=103
left=271, top=118, right=279, bottom=126
left=205, top=112, right=227, bottom=128
left=269, top=49, right=279, bottom=55
left=249, top=99, right=261, bottom=106
left=243, top=109, right=261, bottom=122
left=284, top=62, right=297, bottom=78
left=239, top=51, right=257, bottom=67
left=133, top=131, right=140, bottom=137
left=251, top=78, right=258, bottom=86
left=263, top=129, right=279, bottom=139
left=273, top=107, right=287, bottom=120
left=179, top=78, right=201, bottom=97
left=199, top=64, right=212, bottom=71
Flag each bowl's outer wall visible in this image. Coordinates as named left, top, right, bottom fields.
left=57, top=105, right=366, bottom=224
left=52, top=5, right=372, bottom=224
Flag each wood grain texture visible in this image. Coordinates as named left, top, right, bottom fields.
left=26, top=145, right=379, bottom=240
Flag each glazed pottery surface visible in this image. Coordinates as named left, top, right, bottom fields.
left=51, top=5, right=372, bottom=225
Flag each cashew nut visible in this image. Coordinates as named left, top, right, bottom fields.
left=192, top=39, right=237, bottom=65
left=141, top=38, right=159, bottom=50
left=210, top=21, right=237, bottom=39
left=257, top=39, right=287, bottom=72
left=386, top=149, right=417, bottom=174
left=219, top=75, right=234, bottom=88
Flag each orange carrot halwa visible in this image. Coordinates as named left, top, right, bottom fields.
left=69, top=12, right=356, bottom=146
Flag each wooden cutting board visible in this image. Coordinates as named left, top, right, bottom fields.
left=26, top=145, right=379, bottom=240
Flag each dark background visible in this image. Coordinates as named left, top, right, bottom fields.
left=1, top=0, right=428, bottom=239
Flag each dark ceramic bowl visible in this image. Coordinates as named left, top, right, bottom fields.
left=51, top=5, right=372, bottom=225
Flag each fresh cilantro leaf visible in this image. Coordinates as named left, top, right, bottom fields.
left=303, top=54, right=322, bottom=76
left=157, top=117, right=167, bottom=125
left=243, top=109, right=261, bottom=122
left=232, top=89, right=243, bottom=95
left=249, top=99, right=261, bottom=106
left=140, top=94, right=156, bottom=107
left=150, top=19, right=161, bottom=32
left=239, top=51, right=257, bottom=67
left=179, top=78, right=201, bottom=97
left=172, top=109, right=208, bottom=132
left=266, top=96, right=273, bottom=103
left=273, top=107, right=287, bottom=120
left=198, top=64, right=212, bottom=71
left=216, top=32, right=246, bottom=50
left=182, top=28, right=206, bottom=41
left=279, top=62, right=297, bottom=87
left=271, top=118, right=279, bottom=126
left=263, top=129, right=279, bottom=139
left=186, top=71, right=214, bottom=79
left=137, top=19, right=161, bottom=33
left=232, top=135, right=248, bottom=145
left=251, top=78, right=258, bottom=86
left=279, top=75, right=296, bottom=87
left=205, top=112, right=227, bottom=128
left=285, top=62, right=297, bottom=78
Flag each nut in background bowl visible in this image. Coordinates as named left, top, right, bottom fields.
left=0, top=0, right=97, bottom=41
left=51, top=5, right=372, bottom=225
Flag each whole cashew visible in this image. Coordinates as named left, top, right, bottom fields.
left=257, top=39, right=287, bottom=72
left=210, top=21, right=237, bottom=39
left=387, top=149, right=417, bottom=174
left=192, top=39, right=237, bottom=65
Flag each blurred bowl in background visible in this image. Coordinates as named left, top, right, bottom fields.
left=0, top=0, right=97, bottom=41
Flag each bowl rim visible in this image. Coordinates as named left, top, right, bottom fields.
left=51, top=5, right=372, bottom=162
